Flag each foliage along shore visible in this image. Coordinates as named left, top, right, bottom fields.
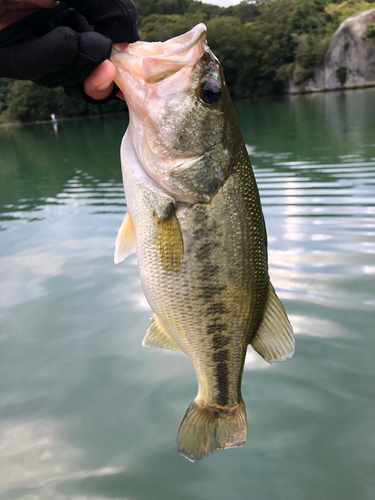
left=1, top=0, right=375, bottom=123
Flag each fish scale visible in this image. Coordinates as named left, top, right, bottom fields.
left=112, top=24, right=295, bottom=462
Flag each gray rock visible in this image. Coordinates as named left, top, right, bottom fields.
left=289, top=9, right=375, bottom=93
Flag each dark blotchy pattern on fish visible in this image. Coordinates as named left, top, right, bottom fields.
left=112, top=24, right=295, bottom=461
left=192, top=204, right=232, bottom=407
left=213, top=349, right=230, bottom=406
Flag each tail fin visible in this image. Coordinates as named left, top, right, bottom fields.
left=177, top=398, right=247, bottom=462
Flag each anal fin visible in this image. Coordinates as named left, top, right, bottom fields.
left=114, top=212, right=137, bottom=264
left=250, top=282, right=295, bottom=363
left=143, top=314, right=183, bottom=352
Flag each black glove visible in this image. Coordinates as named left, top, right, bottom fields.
left=0, top=0, right=139, bottom=103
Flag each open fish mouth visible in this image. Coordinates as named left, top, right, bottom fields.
left=111, top=24, right=226, bottom=204
left=112, top=23, right=207, bottom=59
left=111, top=24, right=208, bottom=84
left=116, top=23, right=207, bottom=58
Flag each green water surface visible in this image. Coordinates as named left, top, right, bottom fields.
left=0, top=88, right=375, bottom=500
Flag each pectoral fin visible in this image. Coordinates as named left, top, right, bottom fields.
left=143, top=314, right=183, bottom=352
left=250, top=282, right=295, bottom=363
left=154, top=203, right=183, bottom=271
left=114, top=212, right=137, bottom=264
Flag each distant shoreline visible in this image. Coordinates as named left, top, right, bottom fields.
left=0, top=110, right=129, bottom=128
left=1, top=85, right=375, bottom=128
left=289, top=83, right=375, bottom=95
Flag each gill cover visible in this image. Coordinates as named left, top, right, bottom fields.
left=111, top=24, right=230, bottom=204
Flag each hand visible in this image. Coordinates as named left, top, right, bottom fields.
left=84, top=42, right=128, bottom=101
left=0, top=0, right=139, bottom=103
left=63, top=0, right=138, bottom=102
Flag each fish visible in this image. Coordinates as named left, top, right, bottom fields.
left=111, top=24, right=295, bottom=463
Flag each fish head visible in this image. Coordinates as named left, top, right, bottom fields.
left=112, top=24, right=235, bottom=203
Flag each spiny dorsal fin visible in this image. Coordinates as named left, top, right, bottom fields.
left=143, top=314, right=183, bottom=352
left=250, top=282, right=295, bottom=363
left=154, top=204, right=183, bottom=272
left=114, top=212, right=137, bottom=264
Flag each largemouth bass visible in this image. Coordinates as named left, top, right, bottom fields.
left=111, top=24, right=295, bottom=463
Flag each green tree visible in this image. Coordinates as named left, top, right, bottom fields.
left=2, top=0, right=373, bottom=122
left=4, top=81, right=126, bottom=123
left=237, top=0, right=297, bottom=96
left=140, top=12, right=204, bottom=41
left=225, top=1, right=261, bottom=23
left=0, top=80, right=11, bottom=116
left=325, top=0, right=375, bottom=36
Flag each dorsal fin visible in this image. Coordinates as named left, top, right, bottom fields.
left=143, top=314, right=183, bottom=352
left=250, top=282, right=295, bottom=363
left=114, top=212, right=137, bottom=264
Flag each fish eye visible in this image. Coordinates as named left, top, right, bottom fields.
left=199, top=80, right=221, bottom=105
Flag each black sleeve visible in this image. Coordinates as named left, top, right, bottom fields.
left=63, top=0, right=139, bottom=43
left=0, top=1, right=139, bottom=103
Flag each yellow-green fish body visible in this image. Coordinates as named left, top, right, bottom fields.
left=111, top=24, right=295, bottom=462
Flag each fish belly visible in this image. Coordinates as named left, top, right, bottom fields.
left=124, top=135, right=268, bottom=410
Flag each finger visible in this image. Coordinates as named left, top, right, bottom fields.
left=0, top=26, right=78, bottom=79
left=0, top=27, right=111, bottom=86
left=113, top=42, right=129, bottom=52
left=34, top=30, right=112, bottom=87
left=83, top=59, right=116, bottom=100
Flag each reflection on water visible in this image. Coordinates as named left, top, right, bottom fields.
left=0, top=89, right=375, bottom=500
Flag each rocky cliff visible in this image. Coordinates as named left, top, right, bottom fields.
left=290, top=9, right=375, bottom=93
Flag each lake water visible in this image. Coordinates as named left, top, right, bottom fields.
left=1, top=88, right=375, bottom=500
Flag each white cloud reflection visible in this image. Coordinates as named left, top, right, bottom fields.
left=0, top=252, right=66, bottom=309
left=0, top=419, right=126, bottom=498
left=0, top=420, right=80, bottom=489
left=244, top=351, right=271, bottom=370
left=288, top=314, right=348, bottom=338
